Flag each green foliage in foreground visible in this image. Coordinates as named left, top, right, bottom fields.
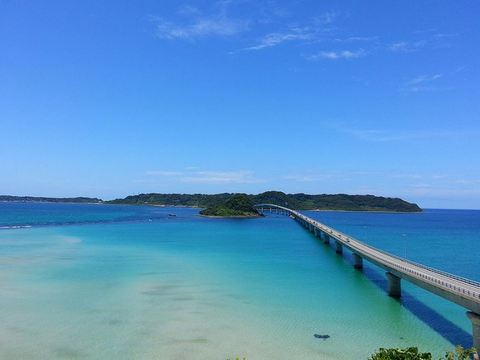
left=108, top=190, right=422, bottom=212
left=443, top=346, right=478, bottom=360
left=225, top=346, right=477, bottom=360
left=369, top=347, right=433, bottom=360
left=369, top=346, right=477, bottom=360
left=200, top=194, right=260, bottom=217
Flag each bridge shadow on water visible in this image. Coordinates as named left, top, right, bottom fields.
left=361, top=265, right=472, bottom=347
left=308, top=233, right=472, bottom=348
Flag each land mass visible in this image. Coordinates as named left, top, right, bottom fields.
left=199, top=194, right=261, bottom=217
left=0, top=195, right=103, bottom=203
left=0, top=192, right=421, bottom=212
left=108, top=191, right=422, bottom=212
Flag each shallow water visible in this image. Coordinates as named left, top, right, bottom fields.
left=0, top=203, right=478, bottom=359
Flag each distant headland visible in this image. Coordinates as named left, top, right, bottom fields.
left=108, top=191, right=422, bottom=213
left=0, top=191, right=422, bottom=212
left=0, top=195, right=102, bottom=203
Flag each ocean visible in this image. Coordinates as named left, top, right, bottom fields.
left=0, top=202, right=478, bottom=359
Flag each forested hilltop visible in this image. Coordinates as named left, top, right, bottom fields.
left=0, top=195, right=102, bottom=203
left=108, top=191, right=422, bottom=212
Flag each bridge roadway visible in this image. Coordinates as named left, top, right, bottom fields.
left=254, top=203, right=480, bottom=349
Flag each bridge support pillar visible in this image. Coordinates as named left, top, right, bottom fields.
left=335, top=241, right=343, bottom=254
left=467, top=311, right=480, bottom=351
left=323, top=234, right=330, bottom=244
left=314, top=228, right=318, bottom=237
left=353, top=253, right=363, bottom=270
left=386, top=272, right=401, bottom=298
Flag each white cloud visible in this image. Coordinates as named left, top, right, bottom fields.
left=156, top=18, right=247, bottom=40
left=389, top=40, right=427, bottom=53
left=309, top=49, right=366, bottom=60
left=241, top=27, right=315, bottom=51
left=408, top=73, right=443, bottom=85
left=153, top=2, right=248, bottom=40
left=315, top=11, right=337, bottom=25
left=239, top=11, right=338, bottom=52
left=334, top=36, right=378, bottom=42
left=283, top=172, right=344, bottom=182
left=283, top=171, right=371, bottom=183
left=403, top=73, right=444, bottom=92
left=389, top=32, right=455, bottom=53
left=146, top=170, right=182, bottom=176
left=333, top=125, right=479, bottom=142
left=145, top=169, right=262, bottom=184
left=181, top=170, right=260, bottom=184
left=283, top=174, right=319, bottom=182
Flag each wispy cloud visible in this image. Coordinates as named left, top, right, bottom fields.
left=146, top=170, right=183, bottom=177
left=239, top=11, right=337, bottom=52
left=334, top=36, right=378, bottom=42
left=315, top=11, right=338, bottom=25
left=309, top=49, right=366, bottom=60
left=406, top=184, right=480, bottom=199
left=241, top=26, right=316, bottom=51
left=333, top=125, right=478, bottom=142
left=389, top=40, right=427, bottom=53
left=153, top=2, right=248, bottom=40
left=283, top=174, right=322, bottom=182
left=389, top=32, right=455, bottom=53
left=146, top=169, right=262, bottom=184
left=408, top=73, right=443, bottom=85
left=402, top=73, right=444, bottom=92
left=181, top=170, right=260, bottom=184
left=283, top=171, right=372, bottom=183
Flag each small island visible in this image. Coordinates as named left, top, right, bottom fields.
left=199, top=194, right=262, bottom=218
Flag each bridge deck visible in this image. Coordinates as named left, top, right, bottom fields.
left=255, top=204, right=480, bottom=315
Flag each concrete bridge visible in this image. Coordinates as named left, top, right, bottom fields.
left=254, top=203, right=480, bottom=349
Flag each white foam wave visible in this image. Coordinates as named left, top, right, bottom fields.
left=0, top=225, right=32, bottom=230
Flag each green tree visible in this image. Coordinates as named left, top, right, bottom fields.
left=369, top=347, right=432, bottom=360
left=368, top=346, right=478, bottom=360
left=443, top=346, right=477, bottom=360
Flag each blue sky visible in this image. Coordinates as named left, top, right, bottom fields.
left=1, top=1, right=479, bottom=208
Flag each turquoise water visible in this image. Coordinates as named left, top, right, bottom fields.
left=0, top=203, right=479, bottom=359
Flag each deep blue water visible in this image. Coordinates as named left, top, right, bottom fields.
left=307, top=209, right=480, bottom=281
left=0, top=203, right=478, bottom=359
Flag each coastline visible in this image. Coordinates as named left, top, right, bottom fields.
left=0, top=200, right=422, bottom=213
left=114, top=203, right=421, bottom=213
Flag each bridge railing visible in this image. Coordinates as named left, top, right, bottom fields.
left=307, top=216, right=480, bottom=288
left=256, top=204, right=480, bottom=299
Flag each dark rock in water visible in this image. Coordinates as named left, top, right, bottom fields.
left=314, top=334, right=330, bottom=340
